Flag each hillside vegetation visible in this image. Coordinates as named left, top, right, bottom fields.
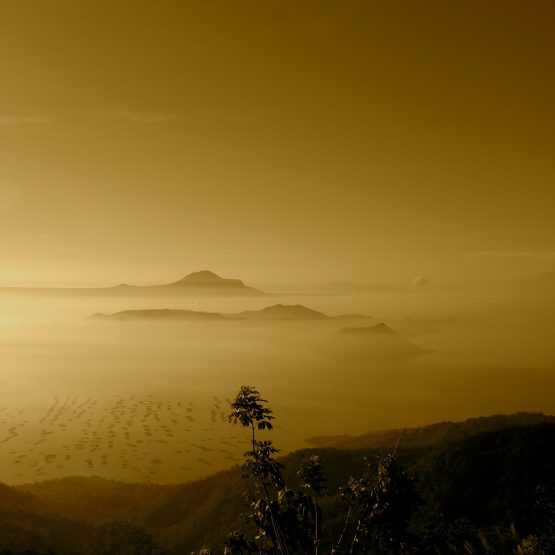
left=0, top=393, right=552, bottom=555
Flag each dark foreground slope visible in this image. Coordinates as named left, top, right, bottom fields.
left=0, top=413, right=553, bottom=554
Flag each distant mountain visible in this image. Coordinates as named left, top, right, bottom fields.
left=237, top=305, right=373, bottom=323
left=91, top=303, right=374, bottom=323
left=164, top=270, right=246, bottom=288
left=327, top=322, right=430, bottom=358
left=338, top=322, right=396, bottom=336
left=91, top=309, right=227, bottom=321
left=120, top=270, right=264, bottom=296
left=0, top=271, right=265, bottom=298
left=238, top=304, right=328, bottom=320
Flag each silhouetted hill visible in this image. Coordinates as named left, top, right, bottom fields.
left=18, top=477, right=172, bottom=526
left=339, top=322, right=396, bottom=336
left=414, top=423, right=555, bottom=530
left=238, top=304, right=374, bottom=322
left=163, top=271, right=246, bottom=289
left=91, top=304, right=374, bottom=323
left=0, top=507, right=89, bottom=555
left=0, top=271, right=265, bottom=298
left=107, top=270, right=264, bottom=297
left=238, top=304, right=328, bottom=320
left=0, top=483, right=46, bottom=514
left=91, top=309, right=227, bottom=322
left=326, top=322, right=430, bottom=359
left=306, top=411, right=555, bottom=449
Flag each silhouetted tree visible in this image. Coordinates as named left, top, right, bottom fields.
left=337, top=454, right=420, bottom=554
left=222, top=386, right=421, bottom=555
left=517, top=485, right=555, bottom=555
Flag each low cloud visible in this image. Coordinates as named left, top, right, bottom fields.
left=465, top=251, right=555, bottom=260
left=0, top=115, right=53, bottom=125
left=78, top=110, right=180, bottom=124
left=111, top=111, right=179, bottom=123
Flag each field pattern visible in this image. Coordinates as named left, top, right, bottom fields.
left=0, top=394, right=247, bottom=484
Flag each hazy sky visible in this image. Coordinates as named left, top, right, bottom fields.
left=0, top=0, right=553, bottom=286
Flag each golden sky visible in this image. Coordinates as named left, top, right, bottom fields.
left=0, top=0, right=553, bottom=286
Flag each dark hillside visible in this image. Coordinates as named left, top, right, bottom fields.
left=308, top=411, right=555, bottom=449
left=415, top=423, right=555, bottom=531
left=3, top=415, right=553, bottom=553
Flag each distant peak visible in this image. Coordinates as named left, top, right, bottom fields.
left=261, top=304, right=324, bottom=314
left=167, top=270, right=245, bottom=288
left=369, top=322, right=395, bottom=334
left=339, top=322, right=396, bottom=336
left=240, top=304, right=327, bottom=320
left=182, top=270, right=223, bottom=282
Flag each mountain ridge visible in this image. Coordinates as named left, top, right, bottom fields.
left=90, top=303, right=374, bottom=322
